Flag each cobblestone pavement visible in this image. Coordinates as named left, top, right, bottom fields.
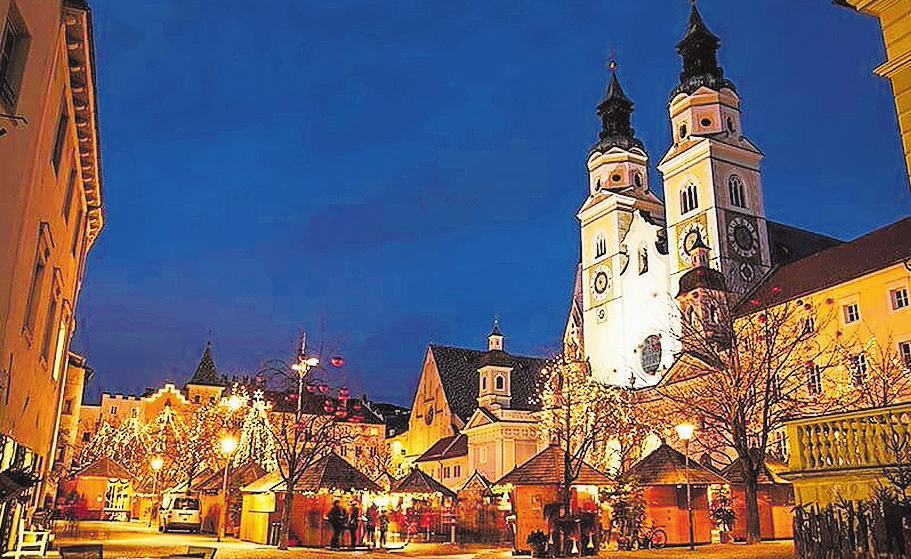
left=52, top=521, right=794, bottom=558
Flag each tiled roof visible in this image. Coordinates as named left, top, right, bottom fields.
left=460, top=470, right=492, bottom=492
left=738, top=217, right=911, bottom=314
left=76, top=458, right=134, bottom=480
left=188, top=342, right=227, bottom=387
left=414, top=434, right=468, bottom=463
left=766, top=221, right=843, bottom=267
left=265, top=389, right=384, bottom=425
left=241, top=453, right=379, bottom=494
left=496, top=444, right=614, bottom=487
left=721, top=454, right=790, bottom=486
left=391, top=468, right=456, bottom=498
left=624, top=444, right=728, bottom=486
left=430, top=344, right=545, bottom=423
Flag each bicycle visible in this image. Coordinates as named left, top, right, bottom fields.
left=636, top=522, right=667, bottom=550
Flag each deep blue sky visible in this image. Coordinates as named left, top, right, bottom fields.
left=74, top=0, right=911, bottom=406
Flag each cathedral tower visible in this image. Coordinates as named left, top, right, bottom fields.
left=657, top=5, right=771, bottom=296
left=575, top=63, right=674, bottom=388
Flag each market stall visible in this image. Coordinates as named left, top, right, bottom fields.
left=61, top=458, right=135, bottom=520
left=386, top=467, right=457, bottom=542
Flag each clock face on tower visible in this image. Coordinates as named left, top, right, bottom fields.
left=727, top=217, right=758, bottom=258
left=677, top=221, right=708, bottom=262
left=590, top=265, right=611, bottom=302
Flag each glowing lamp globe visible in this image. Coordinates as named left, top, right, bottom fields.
left=151, top=457, right=164, bottom=471
left=675, top=423, right=696, bottom=441
left=220, top=436, right=238, bottom=455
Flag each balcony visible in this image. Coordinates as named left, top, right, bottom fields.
left=783, top=402, right=911, bottom=504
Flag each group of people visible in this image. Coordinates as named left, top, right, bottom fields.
left=326, top=500, right=389, bottom=549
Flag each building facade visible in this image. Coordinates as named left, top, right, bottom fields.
left=0, top=0, right=102, bottom=550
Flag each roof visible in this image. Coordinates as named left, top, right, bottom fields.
left=390, top=468, right=457, bottom=498
left=429, top=344, right=544, bottom=423
left=766, top=221, right=843, bottom=266
left=414, top=434, right=468, bottom=463
left=460, top=470, right=492, bottom=492
left=677, top=266, right=726, bottom=297
left=721, top=455, right=790, bottom=486
left=188, top=342, right=227, bottom=386
left=737, top=217, right=911, bottom=314
left=678, top=3, right=719, bottom=47
left=496, top=444, right=614, bottom=487
left=624, top=444, right=728, bottom=486
left=265, top=390, right=384, bottom=425
left=670, top=4, right=736, bottom=99
left=195, top=462, right=266, bottom=493
left=75, top=457, right=135, bottom=480
left=241, top=453, right=380, bottom=493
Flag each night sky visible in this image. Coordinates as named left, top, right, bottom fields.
left=73, top=0, right=911, bottom=406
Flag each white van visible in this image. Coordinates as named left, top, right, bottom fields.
left=158, top=494, right=201, bottom=533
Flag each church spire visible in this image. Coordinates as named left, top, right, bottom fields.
left=671, top=3, right=736, bottom=99
left=592, top=60, right=644, bottom=154
left=188, top=340, right=226, bottom=386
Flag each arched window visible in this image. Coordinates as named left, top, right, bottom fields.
left=687, top=306, right=697, bottom=326
left=726, top=116, right=735, bottom=133
left=634, top=172, right=643, bottom=187
left=495, top=375, right=504, bottom=391
left=638, top=245, right=648, bottom=275
left=595, top=234, right=607, bottom=259
left=680, top=183, right=698, bottom=214
left=679, top=123, right=688, bottom=140
left=481, top=376, right=487, bottom=391
left=710, top=304, right=719, bottom=323
left=728, top=175, right=746, bottom=208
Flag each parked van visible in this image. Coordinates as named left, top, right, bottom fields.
left=158, top=494, right=201, bottom=533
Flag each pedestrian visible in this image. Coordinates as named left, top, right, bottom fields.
left=378, top=509, right=389, bottom=548
left=326, top=499, right=345, bottom=549
left=347, top=502, right=360, bottom=549
left=365, top=503, right=378, bottom=547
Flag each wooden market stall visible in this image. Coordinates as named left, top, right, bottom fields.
left=239, top=453, right=380, bottom=547
left=721, top=455, right=794, bottom=541
left=456, top=470, right=508, bottom=544
left=61, top=458, right=135, bottom=520
left=194, top=462, right=265, bottom=535
left=495, top=444, right=614, bottom=555
left=623, top=444, right=729, bottom=546
left=387, top=467, right=457, bottom=542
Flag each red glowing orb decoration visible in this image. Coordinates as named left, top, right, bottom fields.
left=306, top=384, right=316, bottom=393
left=804, top=304, right=812, bottom=311
left=751, top=299, right=761, bottom=306
left=826, top=298, right=834, bottom=305
left=339, top=387, right=350, bottom=400
left=330, top=356, right=345, bottom=368
left=758, top=314, right=767, bottom=323
left=323, top=402, right=335, bottom=414
left=772, top=285, right=781, bottom=293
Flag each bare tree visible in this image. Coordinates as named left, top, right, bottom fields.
left=656, top=289, right=854, bottom=544
left=255, top=334, right=354, bottom=550
left=839, top=330, right=911, bottom=408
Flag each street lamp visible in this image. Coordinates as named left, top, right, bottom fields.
left=149, top=457, right=164, bottom=527
left=675, top=423, right=696, bottom=551
left=217, top=435, right=238, bottom=542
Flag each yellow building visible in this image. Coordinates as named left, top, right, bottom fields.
left=837, top=0, right=911, bottom=190
left=0, top=0, right=102, bottom=549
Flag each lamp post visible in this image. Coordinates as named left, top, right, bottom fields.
left=217, top=435, right=238, bottom=542
left=149, top=457, right=163, bottom=527
left=675, top=423, right=696, bottom=551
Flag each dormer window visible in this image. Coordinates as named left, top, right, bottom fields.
left=680, top=183, right=698, bottom=214
left=595, top=234, right=606, bottom=259
left=495, top=375, right=504, bottom=391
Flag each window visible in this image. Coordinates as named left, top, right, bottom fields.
left=0, top=6, right=29, bottom=108
left=495, top=375, right=504, bottom=391
left=638, top=246, right=648, bottom=275
left=899, top=341, right=911, bottom=367
left=40, top=296, right=58, bottom=362
left=595, top=234, right=606, bottom=259
left=63, top=168, right=77, bottom=222
left=110, top=406, right=117, bottom=415
left=479, top=446, right=487, bottom=464
left=728, top=175, right=746, bottom=208
left=355, top=446, right=362, bottom=457
left=700, top=117, right=712, bottom=127
left=843, top=303, right=860, bottom=324
left=23, top=226, right=52, bottom=337
left=443, top=466, right=450, bottom=479
left=891, top=287, right=909, bottom=311
left=81, top=431, right=90, bottom=442
left=193, top=395, right=200, bottom=404
left=709, top=304, right=719, bottom=324
left=634, top=172, right=643, bottom=187
left=51, top=104, right=68, bottom=174
left=726, top=116, right=735, bottom=132
left=801, top=316, right=816, bottom=337
left=71, top=209, right=84, bottom=257
left=481, top=376, right=487, bottom=391
left=62, top=399, right=72, bottom=415
left=679, top=123, right=687, bottom=139
left=340, top=446, right=347, bottom=457
left=806, top=363, right=822, bottom=395
left=454, top=465, right=461, bottom=478
left=680, top=183, right=698, bottom=214
left=851, top=353, right=868, bottom=386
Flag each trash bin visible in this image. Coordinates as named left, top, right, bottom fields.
left=268, top=522, right=282, bottom=546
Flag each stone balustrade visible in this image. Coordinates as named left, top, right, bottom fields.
left=785, top=402, right=911, bottom=473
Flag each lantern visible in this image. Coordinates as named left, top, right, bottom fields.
left=330, top=356, right=345, bottom=368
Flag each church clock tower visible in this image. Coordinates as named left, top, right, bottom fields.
left=658, top=5, right=771, bottom=295
left=577, top=64, right=672, bottom=387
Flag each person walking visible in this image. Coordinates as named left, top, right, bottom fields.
left=347, top=502, right=361, bottom=549
left=378, top=509, right=389, bottom=548
left=365, top=503, right=378, bottom=547
left=327, top=500, right=345, bottom=549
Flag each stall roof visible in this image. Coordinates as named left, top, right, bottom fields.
left=496, top=444, right=614, bottom=487
left=74, top=457, right=135, bottom=480
left=195, top=462, right=266, bottom=493
left=390, top=468, right=456, bottom=498
left=624, top=444, right=728, bottom=486
left=721, top=454, right=791, bottom=486
left=242, top=453, right=380, bottom=494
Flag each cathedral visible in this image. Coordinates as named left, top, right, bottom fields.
left=563, top=4, right=841, bottom=388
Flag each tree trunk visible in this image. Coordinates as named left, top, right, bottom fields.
left=742, top=468, right=762, bottom=544
left=278, top=488, right=294, bottom=550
